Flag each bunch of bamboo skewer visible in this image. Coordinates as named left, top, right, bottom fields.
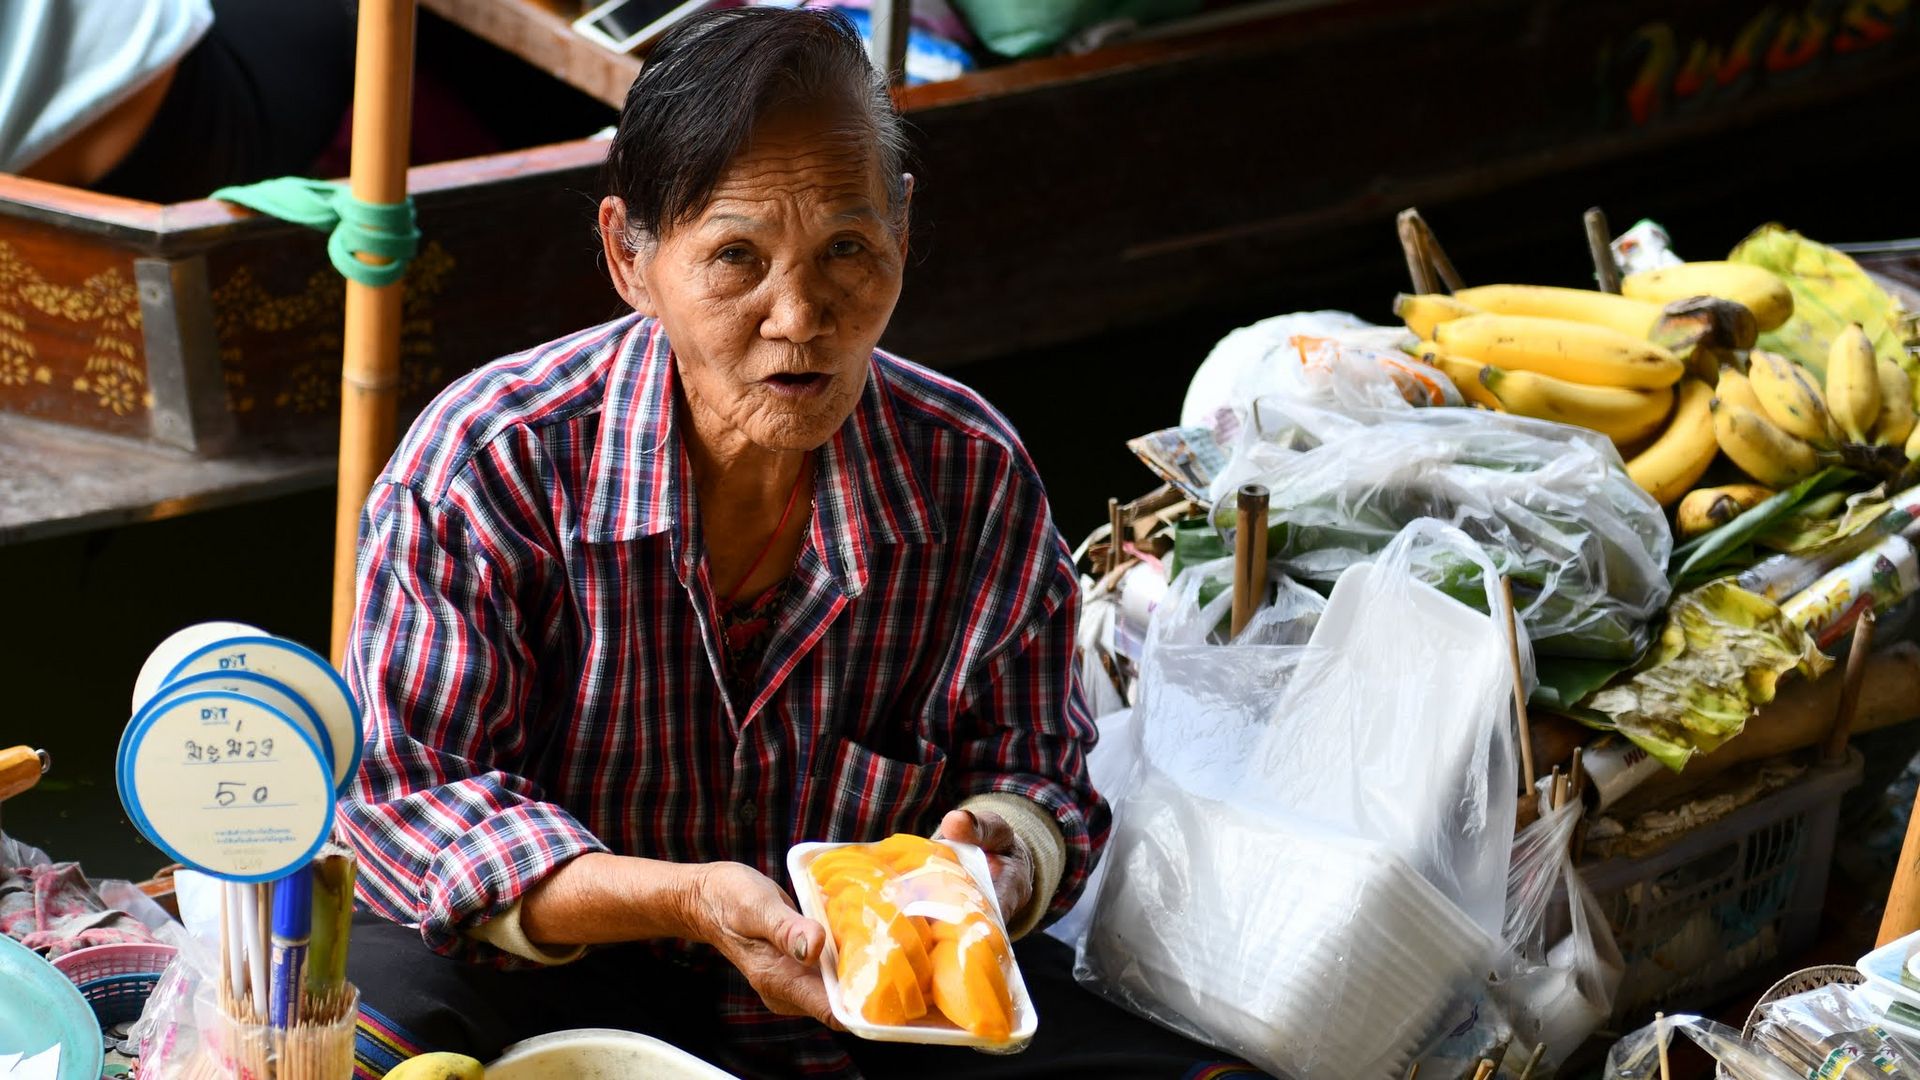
left=177, top=852, right=358, bottom=1080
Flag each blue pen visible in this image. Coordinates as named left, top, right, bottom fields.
left=270, top=866, right=313, bottom=1029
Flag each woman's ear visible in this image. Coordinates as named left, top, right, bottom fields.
left=598, top=196, right=654, bottom=314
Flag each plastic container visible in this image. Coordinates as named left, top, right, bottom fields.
left=1855, top=929, right=1920, bottom=1007
left=486, top=1029, right=738, bottom=1080
left=0, top=933, right=104, bottom=1080
left=1579, top=751, right=1862, bottom=1026
left=787, top=840, right=1038, bottom=1049
left=1080, top=771, right=1494, bottom=1080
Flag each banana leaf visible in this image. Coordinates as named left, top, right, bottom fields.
left=1532, top=655, right=1636, bottom=712
left=1669, top=468, right=1855, bottom=586
left=1581, top=580, right=1831, bottom=769
left=1729, top=224, right=1917, bottom=380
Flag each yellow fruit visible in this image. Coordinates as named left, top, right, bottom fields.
left=1625, top=379, right=1717, bottom=505
left=1479, top=365, right=1673, bottom=445
left=1394, top=293, right=1480, bottom=340
left=384, top=1053, right=486, bottom=1080
left=1711, top=398, right=1820, bottom=487
left=1411, top=342, right=1502, bottom=410
left=1715, top=365, right=1762, bottom=414
left=1452, top=284, right=1664, bottom=339
left=929, top=930, right=1013, bottom=1042
left=1676, top=483, right=1775, bottom=538
left=1826, top=324, right=1882, bottom=444
left=1433, top=314, right=1684, bottom=389
left=1874, top=358, right=1916, bottom=448
left=1622, top=261, right=1795, bottom=331
left=1746, top=349, right=1835, bottom=447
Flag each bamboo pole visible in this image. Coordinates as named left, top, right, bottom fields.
left=1501, top=577, right=1537, bottom=796
left=1825, top=611, right=1875, bottom=764
left=331, top=0, right=419, bottom=664
left=1230, top=484, right=1270, bottom=639
left=1396, top=210, right=1438, bottom=295
left=1585, top=207, right=1621, bottom=294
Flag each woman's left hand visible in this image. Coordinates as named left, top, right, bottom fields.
left=935, top=809, right=1033, bottom=922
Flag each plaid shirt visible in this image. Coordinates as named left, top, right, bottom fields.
left=340, top=314, right=1105, bottom=1074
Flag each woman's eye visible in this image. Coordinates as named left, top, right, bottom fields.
left=718, top=246, right=753, bottom=265
left=829, top=239, right=865, bottom=257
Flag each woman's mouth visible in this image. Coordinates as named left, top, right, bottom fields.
left=764, top=372, right=831, bottom=398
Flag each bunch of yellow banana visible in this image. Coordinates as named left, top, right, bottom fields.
left=1396, top=288, right=1715, bottom=504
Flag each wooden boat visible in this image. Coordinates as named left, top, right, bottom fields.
left=2, top=0, right=1917, bottom=538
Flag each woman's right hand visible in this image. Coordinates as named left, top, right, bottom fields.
left=691, top=861, right=836, bottom=1026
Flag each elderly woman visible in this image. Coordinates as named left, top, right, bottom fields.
left=341, top=8, right=1247, bottom=1079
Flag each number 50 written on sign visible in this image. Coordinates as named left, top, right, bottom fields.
left=214, top=781, right=270, bottom=807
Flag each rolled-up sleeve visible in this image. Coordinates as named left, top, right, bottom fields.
left=953, top=466, right=1109, bottom=928
left=340, top=480, right=607, bottom=962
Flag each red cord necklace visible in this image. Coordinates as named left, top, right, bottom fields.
left=721, top=452, right=811, bottom=609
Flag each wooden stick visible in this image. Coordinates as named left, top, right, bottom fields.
left=1230, top=484, right=1270, bottom=639
left=1397, top=210, right=1439, bottom=295
left=1568, top=745, right=1587, bottom=803
left=1655, top=1011, right=1672, bottom=1080
left=1516, top=1043, right=1546, bottom=1080
left=1404, top=1064, right=1419, bottom=1080
left=1549, top=765, right=1566, bottom=811
left=1585, top=207, right=1622, bottom=294
left=331, top=0, right=419, bottom=664
left=1471, top=1061, right=1495, bottom=1080
left=1413, top=214, right=1466, bottom=293
left=1880, top=736, right=1920, bottom=944
left=1825, top=610, right=1876, bottom=764
left=1501, top=577, right=1537, bottom=796
left=1108, top=496, right=1126, bottom=575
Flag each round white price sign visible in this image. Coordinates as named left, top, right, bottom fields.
left=164, top=634, right=363, bottom=794
left=121, top=690, right=334, bottom=882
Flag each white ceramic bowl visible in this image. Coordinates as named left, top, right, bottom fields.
left=485, top=1029, right=739, bottom=1080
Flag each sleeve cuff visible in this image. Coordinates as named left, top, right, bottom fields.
left=959, top=792, right=1066, bottom=940
left=466, top=899, right=589, bottom=966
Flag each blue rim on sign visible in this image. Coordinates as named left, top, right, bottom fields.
left=119, top=689, right=334, bottom=883
left=165, top=634, right=363, bottom=795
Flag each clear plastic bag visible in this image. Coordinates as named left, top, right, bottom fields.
left=1605, top=1014, right=1802, bottom=1080
left=1751, top=983, right=1920, bottom=1077
left=1496, top=786, right=1624, bottom=1068
left=1077, top=520, right=1524, bottom=1079
left=1206, top=339, right=1672, bottom=660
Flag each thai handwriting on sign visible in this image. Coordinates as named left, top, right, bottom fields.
left=184, top=738, right=274, bottom=764
left=212, top=781, right=272, bottom=807
left=1605, top=0, right=1911, bottom=126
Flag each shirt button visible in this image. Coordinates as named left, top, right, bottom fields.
left=735, top=800, right=759, bottom=825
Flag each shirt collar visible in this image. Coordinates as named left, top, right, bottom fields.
left=580, top=320, right=943, bottom=589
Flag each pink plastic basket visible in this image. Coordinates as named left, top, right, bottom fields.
left=50, top=941, right=177, bottom=985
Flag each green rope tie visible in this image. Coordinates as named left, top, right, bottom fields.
left=210, top=177, right=420, bottom=288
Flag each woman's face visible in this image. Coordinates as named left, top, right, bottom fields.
left=602, top=101, right=908, bottom=456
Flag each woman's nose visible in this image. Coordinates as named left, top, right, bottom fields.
left=760, top=265, right=832, bottom=344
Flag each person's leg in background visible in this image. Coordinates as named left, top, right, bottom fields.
left=94, top=0, right=356, bottom=203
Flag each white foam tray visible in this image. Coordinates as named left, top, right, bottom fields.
left=787, top=840, right=1037, bottom=1049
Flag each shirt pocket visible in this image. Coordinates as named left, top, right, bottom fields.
left=819, top=736, right=950, bottom=839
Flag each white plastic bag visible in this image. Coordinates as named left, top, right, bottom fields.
left=1205, top=343, right=1672, bottom=660
left=1496, top=787, right=1624, bottom=1068
left=1078, top=520, right=1525, bottom=1079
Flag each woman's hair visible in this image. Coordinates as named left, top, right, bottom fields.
left=601, top=6, right=909, bottom=248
